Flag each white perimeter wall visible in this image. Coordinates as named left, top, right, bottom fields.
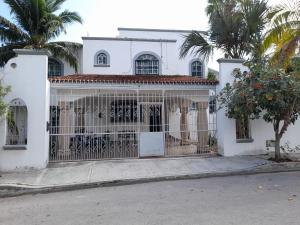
left=0, top=50, right=50, bottom=171
left=217, top=59, right=300, bottom=156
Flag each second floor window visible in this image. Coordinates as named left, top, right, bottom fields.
left=48, top=58, right=63, bottom=77
left=191, top=61, right=203, bottom=77
left=97, top=53, right=108, bottom=65
left=135, top=54, right=159, bottom=75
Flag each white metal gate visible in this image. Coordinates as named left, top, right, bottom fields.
left=49, top=87, right=217, bottom=161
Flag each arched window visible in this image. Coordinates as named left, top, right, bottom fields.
left=135, top=54, right=159, bottom=75
left=48, top=58, right=63, bottom=77
left=94, top=50, right=110, bottom=66
left=191, top=61, right=203, bottom=77
left=97, top=53, right=107, bottom=65
left=6, top=99, right=28, bottom=146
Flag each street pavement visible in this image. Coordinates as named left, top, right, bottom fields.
left=1, top=171, right=300, bottom=225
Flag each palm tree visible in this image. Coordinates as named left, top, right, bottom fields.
left=263, top=0, right=300, bottom=67
left=180, top=0, right=268, bottom=61
left=0, top=0, right=82, bottom=71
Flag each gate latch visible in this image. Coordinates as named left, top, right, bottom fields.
left=46, top=121, right=50, bottom=132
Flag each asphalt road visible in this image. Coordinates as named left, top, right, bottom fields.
left=1, top=172, right=300, bottom=225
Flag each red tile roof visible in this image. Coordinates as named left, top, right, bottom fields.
left=49, top=74, right=218, bottom=85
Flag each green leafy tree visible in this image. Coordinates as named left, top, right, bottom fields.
left=218, top=59, right=300, bottom=161
left=0, top=81, right=10, bottom=117
left=263, top=0, right=300, bottom=67
left=0, top=0, right=82, bottom=71
left=180, top=0, right=268, bottom=61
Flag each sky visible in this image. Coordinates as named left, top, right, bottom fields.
left=0, top=0, right=280, bottom=70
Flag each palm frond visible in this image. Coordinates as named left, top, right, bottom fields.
left=45, top=41, right=82, bottom=72
left=58, top=10, right=83, bottom=24
left=0, top=16, right=29, bottom=42
left=0, top=43, right=27, bottom=67
left=180, top=31, right=214, bottom=62
left=3, top=0, right=31, bottom=32
left=45, top=0, right=66, bottom=12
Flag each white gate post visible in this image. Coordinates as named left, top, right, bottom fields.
left=216, top=58, right=247, bottom=156
left=0, top=49, right=50, bottom=171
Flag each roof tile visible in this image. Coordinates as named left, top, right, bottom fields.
left=49, top=74, right=218, bottom=85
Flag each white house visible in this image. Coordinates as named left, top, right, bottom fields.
left=0, top=27, right=299, bottom=171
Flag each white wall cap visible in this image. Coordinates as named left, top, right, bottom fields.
left=118, top=27, right=206, bottom=34
left=82, top=37, right=177, bottom=43
left=13, top=49, right=51, bottom=56
left=217, top=58, right=245, bottom=64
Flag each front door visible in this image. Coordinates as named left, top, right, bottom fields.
left=139, top=103, right=164, bottom=157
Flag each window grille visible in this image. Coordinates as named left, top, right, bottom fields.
left=6, top=99, right=28, bottom=145
left=135, top=54, right=159, bottom=75
left=48, top=59, right=62, bottom=77
left=97, top=53, right=108, bottom=65
left=236, top=117, right=251, bottom=140
left=110, top=100, right=138, bottom=123
left=191, top=61, right=203, bottom=77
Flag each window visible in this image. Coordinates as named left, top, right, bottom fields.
left=135, top=54, right=159, bottom=75
left=236, top=117, right=251, bottom=140
left=191, top=61, right=203, bottom=77
left=111, top=100, right=137, bottom=123
left=48, top=58, right=63, bottom=77
left=94, top=50, right=110, bottom=66
left=209, top=96, right=216, bottom=114
left=97, top=53, right=107, bottom=65
left=6, top=99, right=28, bottom=145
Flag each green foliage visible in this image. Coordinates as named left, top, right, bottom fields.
left=0, top=81, right=10, bottom=117
left=0, top=0, right=83, bottom=70
left=263, top=0, right=300, bottom=67
left=180, top=0, right=268, bottom=61
left=207, top=71, right=217, bottom=81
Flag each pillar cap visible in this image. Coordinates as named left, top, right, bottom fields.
left=14, top=49, right=51, bottom=56
left=217, top=58, right=245, bottom=64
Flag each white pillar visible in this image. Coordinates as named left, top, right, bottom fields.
left=216, top=58, right=248, bottom=156
left=0, top=49, right=50, bottom=171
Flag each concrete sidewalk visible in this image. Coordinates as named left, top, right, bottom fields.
left=0, top=155, right=299, bottom=197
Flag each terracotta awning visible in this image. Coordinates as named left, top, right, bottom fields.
left=49, top=74, right=218, bottom=85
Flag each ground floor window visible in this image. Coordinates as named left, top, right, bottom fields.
left=6, top=99, right=28, bottom=145
left=236, top=117, right=251, bottom=140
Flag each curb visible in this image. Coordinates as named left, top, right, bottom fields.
left=1, top=163, right=300, bottom=198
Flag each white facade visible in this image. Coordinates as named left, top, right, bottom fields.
left=60, top=27, right=209, bottom=77
left=0, top=27, right=299, bottom=171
